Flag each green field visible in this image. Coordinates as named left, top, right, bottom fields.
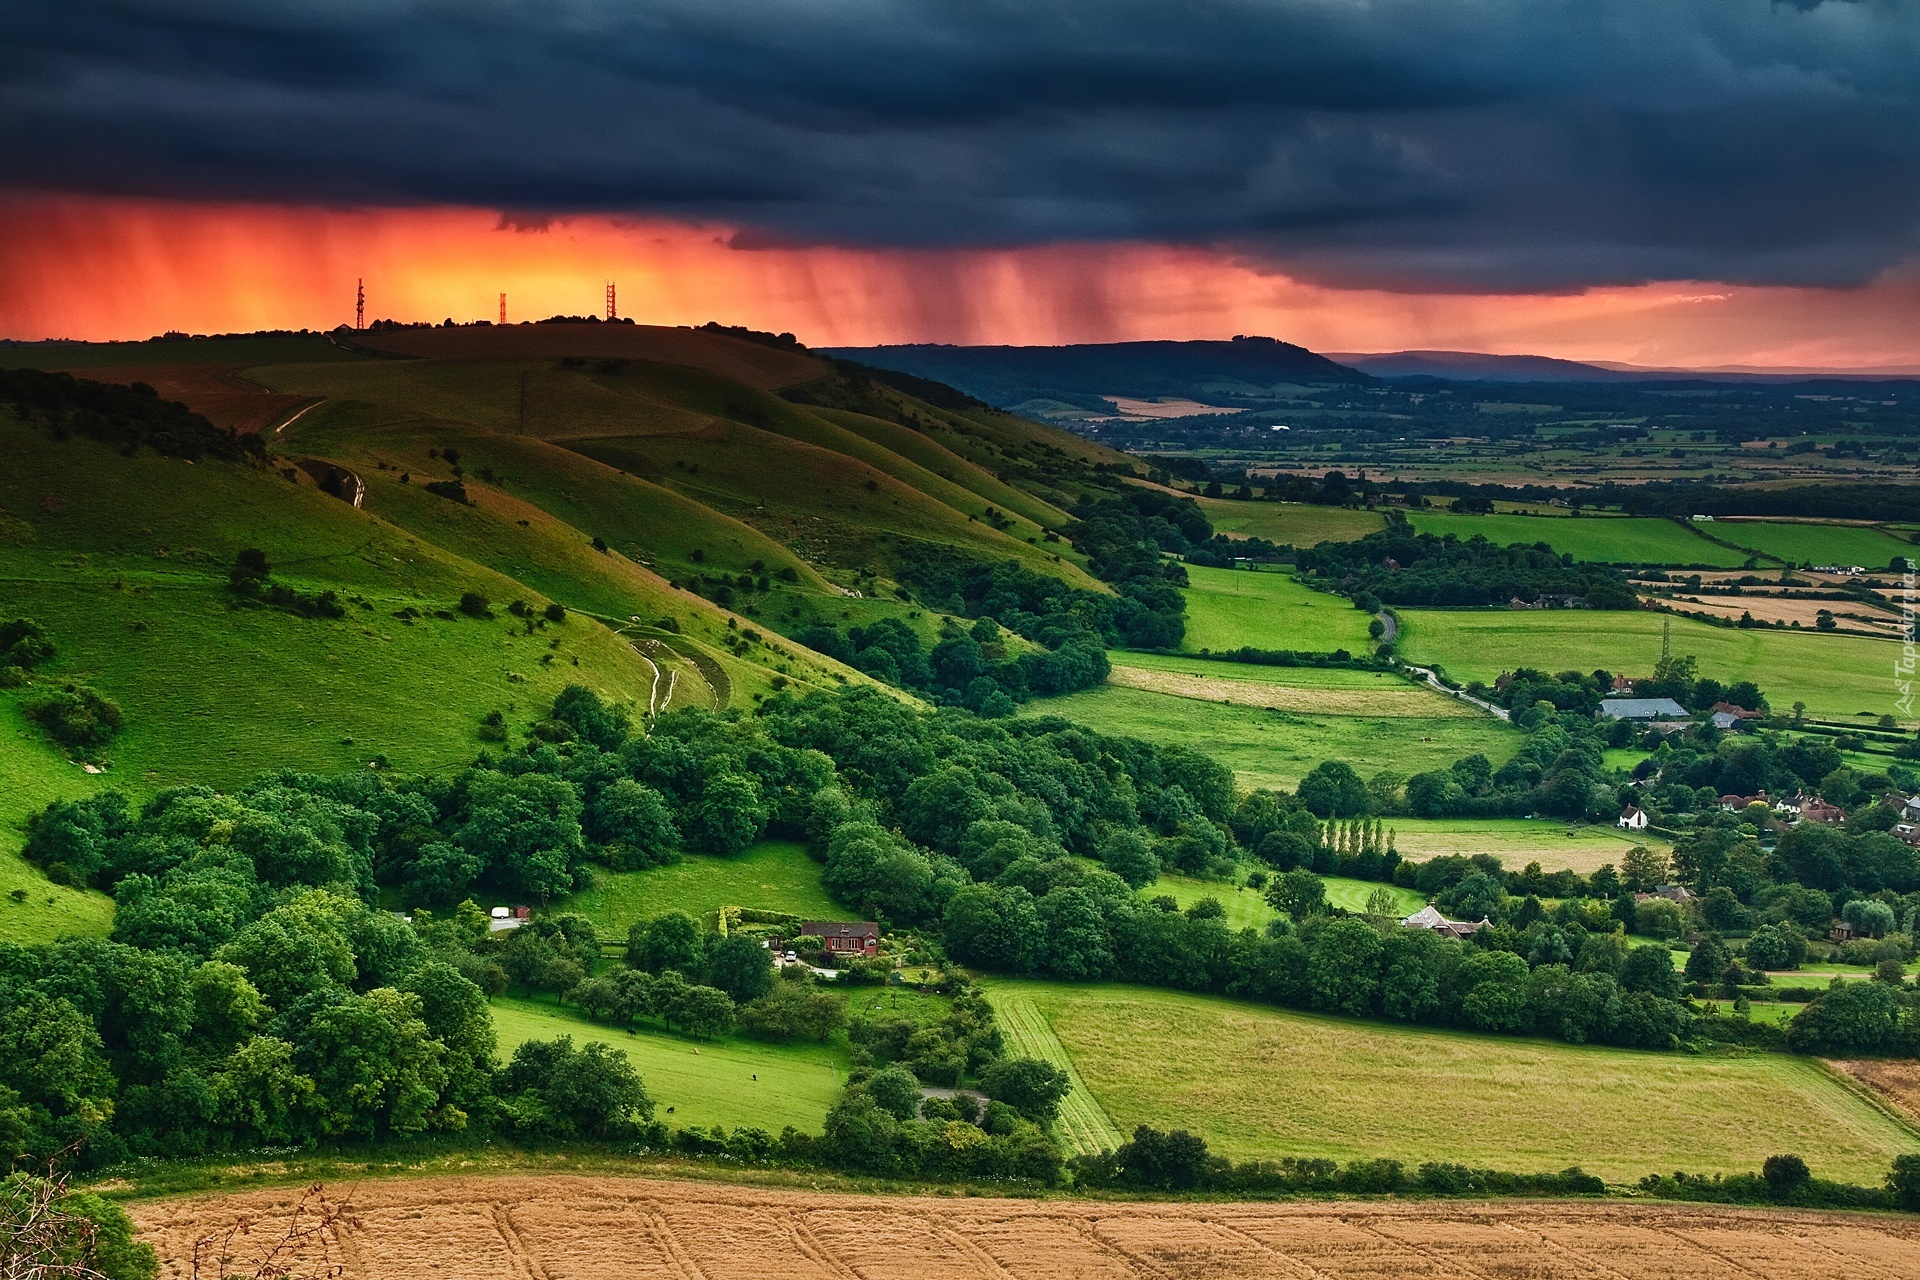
left=1407, top=512, right=1748, bottom=566
left=1390, top=818, right=1671, bottom=875
left=1398, top=608, right=1910, bottom=725
left=491, top=995, right=845, bottom=1133
left=1194, top=498, right=1385, bottom=547
left=1025, top=685, right=1516, bottom=792
left=1149, top=873, right=1422, bottom=929
left=558, top=841, right=840, bottom=939
left=982, top=980, right=1919, bottom=1181
left=1709, top=520, right=1919, bottom=569
left=1180, top=565, right=1377, bottom=653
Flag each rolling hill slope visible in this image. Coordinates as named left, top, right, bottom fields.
left=0, top=323, right=1156, bottom=937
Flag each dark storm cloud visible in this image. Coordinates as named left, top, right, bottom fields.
left=3, top=0, right=1918, bottom=290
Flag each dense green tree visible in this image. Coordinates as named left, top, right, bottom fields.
left=1266, top=869, right=1327, bottom=921
left=1037, top=888, right=1113, bottom=980
left=298, top=988, right=449, bottom=1138
left=684, top=772, right=769, bottom=856
left=980, top=1056, right=1072, bottom=1124
left=1456, top=950, right=1530, bottom=1032
left=587, top=778, right=678, bottom=867
left=736, top=978, right=847, bottom=1042
left=457, top=771, right=586, bottom=898
left=1297, top=761, right=1371, bottom=818
left=1620, top=943, right=1683, bottom=1000
left=1307, top=918, right=1383, bottom=1016
left=496, top=1036, right=652, bottom=1138
left=627, top=911, right=706, bottom=975
left=704, top=933, right=775, bottom=1004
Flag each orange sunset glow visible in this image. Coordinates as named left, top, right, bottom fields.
left=6, top=194, right=1919, bottom=369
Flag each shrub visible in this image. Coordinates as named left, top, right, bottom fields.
left=458, top=591, right=492, bottom=618
left=24, top=684, right=123, bottom=755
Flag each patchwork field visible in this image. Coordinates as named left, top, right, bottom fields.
left=1712, top=519, right=1919, bottom=568
left=1397, top=608, right=1910, bottom=724
left=1109, top=652, right=1481, bottom=717
left=983, top=981, right=1919, bottom=1182
left=559, top=841, right=839, bottom=937
left=1026, top=685, right=1516, bottom=792
left=490, top=996, right=845, bottom=1134
left=1406, top=512, right=1748, bottom=566
left=1390, top=817, right=1672, bottom=875
left=1194, top=496, right=1386, bottom=545
left=129, top=1174, right=1920, bottom=1280
left=1179, top=564, right=1377, bottom=653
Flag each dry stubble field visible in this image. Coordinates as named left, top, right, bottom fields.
left=134, top=1174, right=1920, bottom=1279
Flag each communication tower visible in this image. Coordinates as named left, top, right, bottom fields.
left=499, top=293, right=507, bottom=325
left=605, top=280, right=617, bottom=322
left=355, top=278, right=365, bottom=331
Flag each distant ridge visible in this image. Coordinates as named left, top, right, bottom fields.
left=1328, top=349, right=1920, bottom=384
left=823, top=337, right=1365, bottom=411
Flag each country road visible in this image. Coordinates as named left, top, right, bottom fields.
left=1377, top=610, right=1511, bottom=721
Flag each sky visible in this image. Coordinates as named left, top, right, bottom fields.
left=4, top=0, right=1919, bottom=364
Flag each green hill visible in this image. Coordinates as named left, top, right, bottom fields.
left=0, top=325, right=1152, bottom=938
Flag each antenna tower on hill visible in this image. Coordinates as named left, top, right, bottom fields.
left=1660, top=615, right=1671, bottom=664
left=355, top=278, right=365, bottom=331
left=499, top=293, right=507, bottom=325
left=605, top=280, right=617, bottom=321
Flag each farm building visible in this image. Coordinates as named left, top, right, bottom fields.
left=1400, top=905, right=1488, bottom=940
left=1718, top=792, right=1770, bottom=812
left=800, top=921, right=880, bottom=956
left=1598, top=697, right=1689, bottom=721
left=1616, top=805, right=1649, bottom=831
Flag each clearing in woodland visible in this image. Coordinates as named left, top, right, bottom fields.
left=128, top=1173, right=1920, bottom=1278
left=1389, top=817, right=1673, bottom=875
left=981, top=979, right=1918, bottom=1182
left=557, top=840, right=839, bottom=937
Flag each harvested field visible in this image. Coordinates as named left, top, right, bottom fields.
left=132, top=1173, right=1920, bottom=1279
left=1832, top=1058, right=1920, bottom=1124
left=1664, top=593, right=1906, bottom=635
left=1107, top=660, right=1480, bottom=717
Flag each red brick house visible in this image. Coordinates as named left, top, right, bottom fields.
left=800, top=921, right=880, bottom=956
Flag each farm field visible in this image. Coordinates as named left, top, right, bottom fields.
left=1712, top=519, right=1918, bottom=568
left=1389, top=818, right=1671, bottom=875
left=127, top=1174, right=1920, bottom=1280
left=1397, top=608, right=1910, bottom=725
left=1406, top=511, right=1748, bottom=566
left=1660, top=593, right=1907, bottom=636
left=559, top=841, right=839, bottom=938
left=490, top=996, right=845, bottom=1134
left=1109, top=651, right=1483, bottom=718
left=1179, top=564, right=1377, bottom=653
left=1194, top=495, right=1386, bottom=545
left=1024, top=685, right=1516, bottom=792
left=982, top=980, right=1919, bottom=1181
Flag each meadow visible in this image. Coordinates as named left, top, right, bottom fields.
left=1110, top=650, right=1484, bottom=718
left=1389, top=818, right=1672, bottom=876
left=1397, top=608, right=1909, bottom=724
left=1025, top=684, right=1517, bottom=792
left=981, top=979, right=1920, bottom=1181
left=1149, top=872, right=1423, bottom=930
left=490, top=995, right=845, bottom=1134
left=558, top=841, right=840, bottom=939
left=0, top=701, right=114, bottom=941
left=1180, top=564, right=1377, bottom=653
left=1709, top=519, right=1919, bottom=568
left=1193, top=496, right=1385, bottom=546
left=1406, top=511, right=1749, bottom=566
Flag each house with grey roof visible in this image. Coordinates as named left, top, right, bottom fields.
left=1597, top=697, right=1689, bottom=721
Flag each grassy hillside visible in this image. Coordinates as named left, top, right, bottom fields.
left=1195, top=497, right=1385, bottom=545
left=1711, top=519, right=1918, bottom=568
left=982, top=979, right=1919, bottom=1181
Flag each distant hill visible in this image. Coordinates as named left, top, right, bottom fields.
left=824, top=337, right=1366, bottom=413
left=1324, top=350, right=1635, bottom=382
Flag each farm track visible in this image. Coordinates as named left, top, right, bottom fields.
left=133, top=1173, right=1920, bottom=1279
left=987, top=993, right=1125, bottom=1155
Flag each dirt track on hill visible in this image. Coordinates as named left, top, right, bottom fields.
left=133, top=1172, right=1920, bottom=1279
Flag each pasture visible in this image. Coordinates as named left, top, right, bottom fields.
left=559, top=841, right=839, bottom=938
left=1389, top=818, right=1671, bottom=876
left=129, top=1175, right=1920, bottom=1280
left=1397, top=608, right=1910, bottom=725
left=1407, top=512, right=1748, bottom=566
left=981, top=980, right=1919, bottom=1181
left=1110, top=651, right=1483, bottom=718
left=1712, top=520, right=1918, bottom=568
left=1024, top=685, right=1516, bottom=792
left=490, top=996, right=844, bottom=1134
left=1179, top=564, right=1377, bottom=653
left=1195, top=496, right=1385, bottom=546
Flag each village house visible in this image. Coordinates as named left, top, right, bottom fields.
left=1610, top=674, right=1637, bottom=693
left=1902, top=795, right=1920, bottom=824
left=1616, top=805, right=1649, bottom=831
left=1891, top=822, right=1920, bottom=848
left=1796, top=798, right=1845, bottom=825
left=1718, top=791, right=1770, bottom=812
left=799, top=921, right=881, bottom=956
left=1400, top=905, right=1489, bottom=940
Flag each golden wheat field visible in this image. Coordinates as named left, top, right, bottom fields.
left=133, top=1173, right=1920, bottom=1279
